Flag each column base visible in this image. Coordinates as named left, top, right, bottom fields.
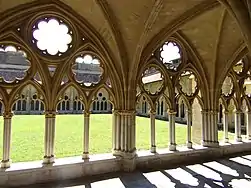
left=82, top=152, right=89, bottom=159
left=169, top=144, right=176, bottom=151
left=202, top=141, right=219, bottom=147
left=43, top=155, right=55, bottom=164
left=235, top=136, right=242, bottom=142
left=150, top=145, right=156, bottom=153
left=224, top=138, right=229, bottom=143
left=1, top=159, right=11, bottom=168
left=121, top=150, right=137, bottom=172
left=186, top=141, right=192, bottom=149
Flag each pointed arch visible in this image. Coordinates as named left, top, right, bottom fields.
left=89, top=85, right=116, bottom=109
left=0, top=0, right=124, bottom=109
left=215, top=44, right=248, bottom=108
left=55, top=83, right=87, bottom=110
left=176, top=94, right=191, bottom=110
left=8, top=80, right=47, bottom=110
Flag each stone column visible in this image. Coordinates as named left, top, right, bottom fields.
left=202, top=110, right=219, bottom=147
left=246, top=111, right=251, bottom=140
left=1, top=112, right=13, bottom=168
left=234, top=110, right=242, bottom=142
left=223, top=110, right=229, bottom=143
left=186, top=109, right=192, bottom=149
left=82, top=111, right=90, bottom=159
left=116, top=110, right=136, bottom=172
left=168, top=110, right=176, bottom=151
left=43, top=111, right=56, bottom=164
left=178, top=104, right=182, bottom=119
left=112, top=109, right=117, bottom=152
left=150, top=110, right=156, bottom=153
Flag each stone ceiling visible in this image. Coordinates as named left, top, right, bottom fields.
left=0, top=0, right=247, bottom=90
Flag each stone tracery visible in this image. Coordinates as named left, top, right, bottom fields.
left=0, top=0, right=250, bottom=186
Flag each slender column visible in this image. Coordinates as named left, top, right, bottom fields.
left=119, top=110, right=136, bottom=172
left=201, top=110, right=207, bottom=145
left=186, top=109, right=192, bottom=149
left=120, top=114, right=125, bottom=151
left=150, top=110, right=156, bottom=153
left=223, top=110, right=229, bottom=143
left=112, top=109, right=118, bottom=152
left=1, top=112, right=13, bottom=168
left=115, top=112, right=121, bottom=151
left=247, top=111, right=251, bottom=140
left=43, top=111, right=56, bottom=164
left=82, top=111, right=90, bottom=159
left=234, top=110, right=242, bottom=142
left=178, top=104, right=182, bottom=119
left=211, top=111, right=218, bottom=143
left=168, top=110, right=176, bottom=151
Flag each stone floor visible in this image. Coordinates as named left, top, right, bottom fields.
left=19, top=154, right=251, bottom=188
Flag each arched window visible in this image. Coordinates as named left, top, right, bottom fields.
left=181, top=103, right=185, bottom=118
left=77, top=101, right=81, bottom=110
left=101, top=101, right=104, bottom=111
left=12, top=103, right=16, bottom=111
left=66, top=101, right=70, bottom=110
left=157, top=101, right=160, bottom=115
left=62, top=101, right=66, bottom=111
left=92, top=101, right=96, bottom=111
left=142, top=101, right=145, bottom=114
left=35, top=100, right=39, bottom=110
left=57, top=103, right=61, bottom=111
left=176, top=103, right=179, bottom=117
left=22, top=100, right=26, bottom=111
left=161, top=101, right=164, bottom=115
left=31, top=100, right=35, bottom=110
left=97, top=101, right=100, bottom=111
left=144, top=101, right=147, bottom=114
left=73, top=101, right=77, bottom=110
left=17, top=100, right=22, bottom=111
left=41, top=102, right=44, bottom=111
left=104, top=101, right=108, bottom=111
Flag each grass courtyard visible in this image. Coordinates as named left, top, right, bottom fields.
left=0, top=114, right=235, bottom=162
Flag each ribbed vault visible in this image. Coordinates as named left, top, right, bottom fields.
left=0, top=0, right=249, bottom=110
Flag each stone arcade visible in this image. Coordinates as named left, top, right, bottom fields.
left=0, top=0, right=250, bottom=187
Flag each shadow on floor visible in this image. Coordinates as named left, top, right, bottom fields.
left=16, top=154, right=251, bottom=188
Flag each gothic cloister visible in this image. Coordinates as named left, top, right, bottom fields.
left=0, top=0, right=251, bottom=187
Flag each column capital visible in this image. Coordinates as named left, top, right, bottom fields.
left=45, top=111, right=56, bottom=118
left=117, top=110, right=136, bottom=116
left=112, top=109, right=119, bottom=114
left=3, top=112, right=13, bottom=119
left=186, top=109, right=192, bottom=114
left=83, top=110, right=91, bottom=117
left=168, top=110, right=176, bottom=115
left=149, top=109, right=156, bottom=115
left=233, top=109, right=242, bottom=114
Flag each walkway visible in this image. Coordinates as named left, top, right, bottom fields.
left=20, top=154, right=251, bottom=188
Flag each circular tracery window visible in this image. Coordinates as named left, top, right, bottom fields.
left=160, top=41, right=181, bottom=70
left=141, top=67, right=164, bottom=95
left=179, top=71, right=197, bottom=96
left=0, top=45, right=30, bottom=82
left=32, top=18, right=72, bottom=56
left=72, top=54, right=103, bottom=87
left=233, top=60, right=244, bottom=74
left=222, top=76, right=233, bottom=97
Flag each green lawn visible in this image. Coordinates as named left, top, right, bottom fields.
left=0, top=114, right=235, bottom=162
